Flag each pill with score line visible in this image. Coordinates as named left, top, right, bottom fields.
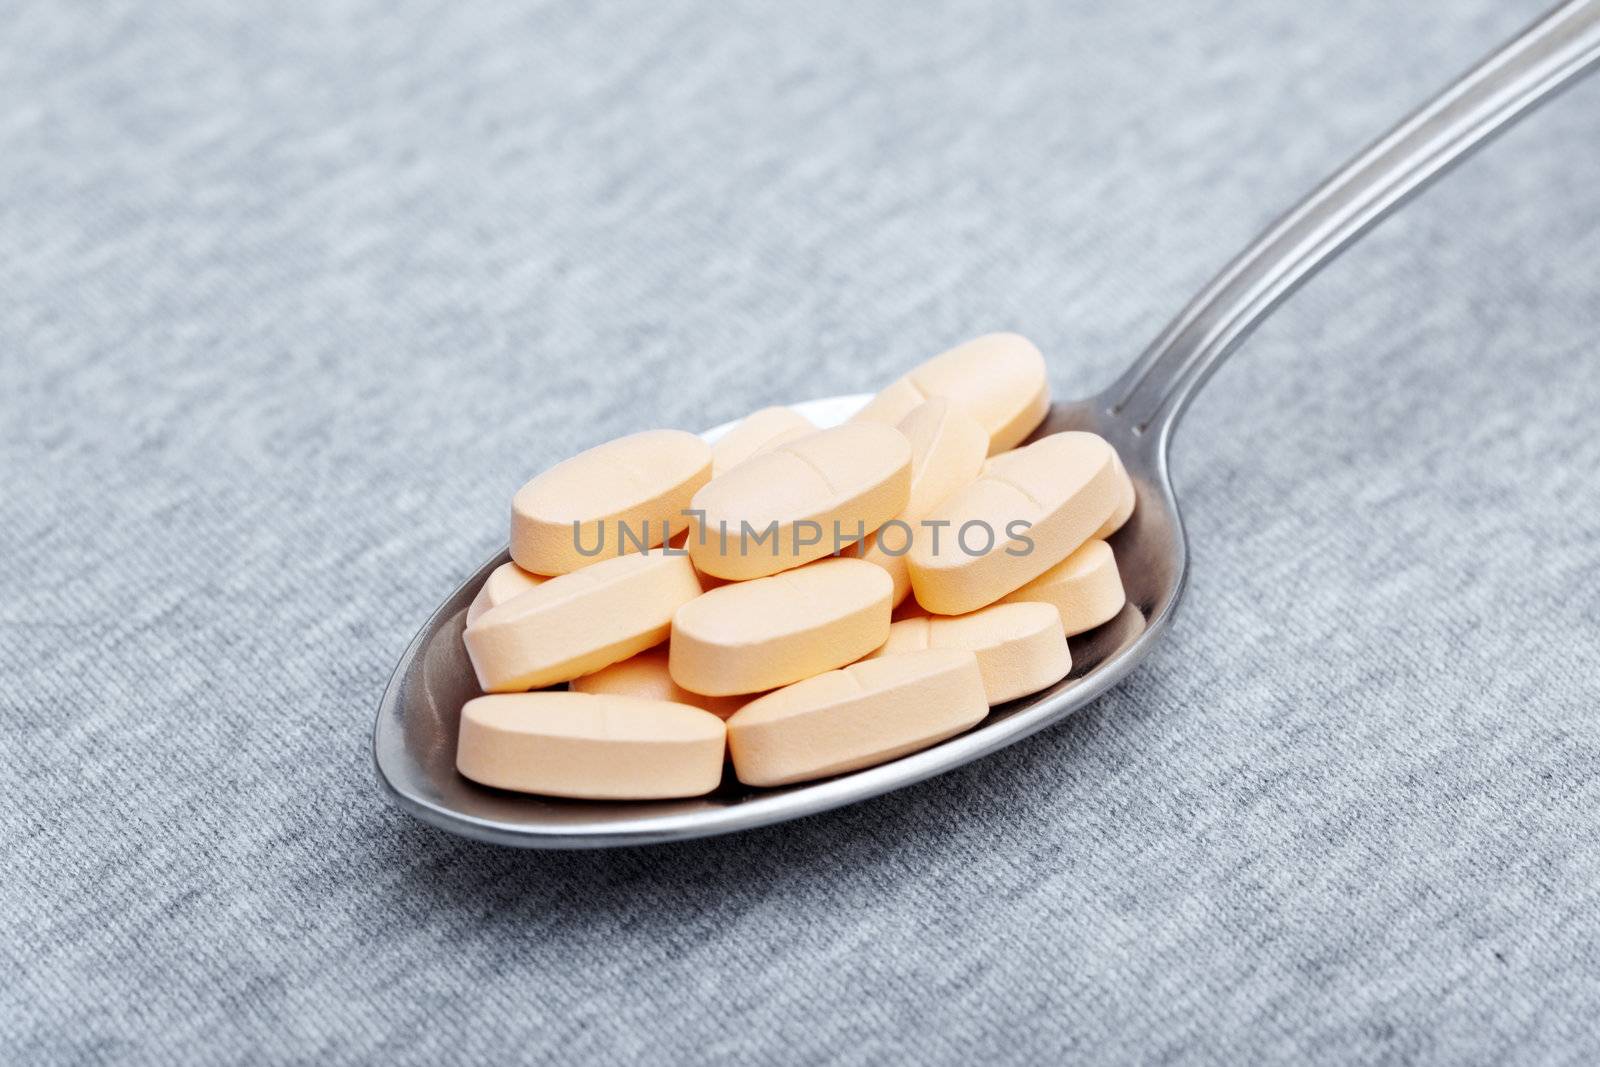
left=907, top=431, right=1121, bottom=616
left=866, top=600, right=1070, bottom=705
left=726, top=648, right=988, bottom=787
left=999, top=538, right=1126, bottom=637
left=688, top=422, right=911, bottom=581
left=463, top=551, right=702, bottom=692
left=510, top=429, right=711, bottom=576
left=710, top=405, right=817, bottom=477
left=851, top=333, right=1050, bottom=455
left=853, top=398, right=988, bottom=606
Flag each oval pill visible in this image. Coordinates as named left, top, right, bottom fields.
left=855, top=398, right=988, bottom=606
left=457, top=692, right=726, bottom=799
left=999, top=538, right=1126, bottom=636
left=907, top=431, right=1120, bottom=616
left=688, top=423, right=911, bottom=581
left=571, top=645, right=747, bottom=719
left=711, top=405, right=817, bottom=477
left=670, top=556, right=893, bottom=696
left=463, top=551, right=701, bottom=692
left=510, top=429, right=712, bottom=576
left=726, top=648, right=988, bottom=787
left=1094, top=450, right=1136, bottom=540
left=867, top=601, right=1070, bottom=705
left=465, top=561, right=547, bottom=627
left=852, top=333, right=1050, bottom=455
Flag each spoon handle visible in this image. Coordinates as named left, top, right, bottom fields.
left=1107, top=0, right=1600, bottom=439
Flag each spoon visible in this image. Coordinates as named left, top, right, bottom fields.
left=374, top=0, right=1600, bottom=848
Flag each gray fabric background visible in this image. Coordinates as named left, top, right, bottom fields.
left=4, top=1, right=1598, bottom=1063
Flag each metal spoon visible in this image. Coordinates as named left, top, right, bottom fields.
left=374, top=0, right=1600, bottom=848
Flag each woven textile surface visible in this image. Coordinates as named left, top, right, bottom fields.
left=4, top=1, right=1599, bottom=1062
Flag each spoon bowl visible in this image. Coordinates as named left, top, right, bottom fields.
left=372, top=392, right=1183, bottom=847
left=372, top=0, right=1600, bottom=847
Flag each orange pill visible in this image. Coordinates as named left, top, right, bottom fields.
left=457, top=692, right=726, bottom=800
left=852, top=333, right=1050, bottom=454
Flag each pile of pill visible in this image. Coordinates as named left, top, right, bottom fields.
left=456, top=333, right=1135, bottom=799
